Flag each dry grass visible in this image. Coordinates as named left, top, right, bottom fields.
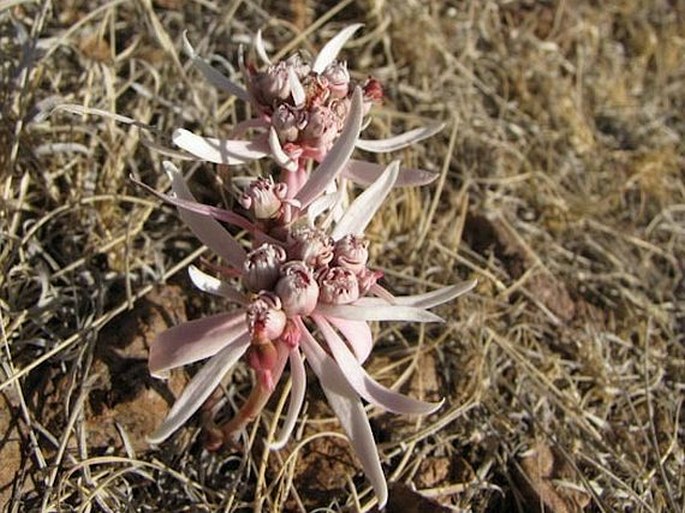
left=1, top=0, right=684, bottom=511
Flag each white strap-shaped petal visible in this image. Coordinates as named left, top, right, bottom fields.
left=312, top=23, right=364, bottom=74
left=354, top=280, right=478, bottom=309
left=52, top=104, right=154, bottom=131
left=188, top=265, right=248, bottom=304
left=306, top=192, right=340, bottom=225
left=295, top=317, right=388, bottom=508
left=164, top=161, right=246, bottom=269
left=131, top=175, right=257, bottom=233
left=149, top=311, right=247, bottom=378
left=331, top=160, right=399, bottom=240
left=343, top=159, right=437, bottom=187
left=269, top=349, right=307, bottom=450
left=287, top=67, right=306, bottom=107
left=173, top=129, right=269, bottom=165
left=268, top=127, right=299, bottom=172
left=148, top=333, right=250, bottom=444
left=314, top=315, right=443, bottom=415
left=182, top=31, right=250, bottom=102
left=315, top=302, right=443, bottom=323
left=355, top=123, right=445, bottom=153
left=325, top=316, right=373, bottom=363
left=254, top=29, right=272, bottom=65
left=295, top=87, right=363, bottom=209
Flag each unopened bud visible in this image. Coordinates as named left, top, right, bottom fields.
left=333, top=234, right=369, bottom=273
left=288, top=226, right=334, bottom=268
left=239, top=177, right=287, bottom=219
left=301, top=105, right=339, bottom=150
left=275, top=261, right=319, bottom=316
left=272, top=104, right=304, bottom=143
left=246, top=292, right=287, bottom=340
left=243, top=243, right=287, bottom=292
left=317, top=266, right=360, bottom=304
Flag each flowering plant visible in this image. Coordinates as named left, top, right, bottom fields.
left=142, top=25, right=475, bottom=508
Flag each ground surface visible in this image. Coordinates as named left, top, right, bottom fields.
left=1, top=0, right=684, bottom=512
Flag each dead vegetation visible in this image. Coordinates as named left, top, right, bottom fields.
left=1, top=0, right=683, bottom=511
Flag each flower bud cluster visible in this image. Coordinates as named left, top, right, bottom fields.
left=247, top=53, right=382, bottom=161
left=242, top=228, right=378, bottom=347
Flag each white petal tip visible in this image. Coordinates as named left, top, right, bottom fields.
left=181, top=31, right=196, bottom=58
left=267, top=440, right=287, bottom=451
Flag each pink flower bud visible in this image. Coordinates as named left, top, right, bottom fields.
left=272, top=104, right=305, bottom=143
left=288, top=226, right=334, bottom=268
left=251, top=65, right=290, bottom=108
left=363, top=77, right=383, bottom=103
left=239, top=177, right=288, bottom=219
left=357, top=268, right=384, bottom=295
left=323, top=61, right=350, bottom=98
left=243, top=243, right=287, bottom=292
left=275, top=261, right=319, bottom=316
left=301, top=105, right=339, bottom=150
left=333, top=234, right=369, bottom=273
left=362, top=77, right=383, bottom=115
left=246, top=292, right=287, bottom=341
left=317, top=266, right=360, bottom=304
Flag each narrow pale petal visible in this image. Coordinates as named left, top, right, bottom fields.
left=182, top=31, right=250, bottom=102
left=269, top=349, right=307, bottom=450
left=306, top=192, right=340, bottom=224
left=368, top=283, right=396, bottom=304
left=173, top=129, right=269, bottom=165
left=295, top=87, right=363, bottom=209
left=147, top=333, right=251, bottom=444
left=355, top=280, right=478, bottom=309
left=254, top=29, right=272, bottom=65
left=325, top=316, right=373, bottom=363
left=331, top=160, right=399, bottom=240
left=164, top=161, right=246, bottom=269
left=355, top=123, right=445, bottom=153
left=287, top=67, right=306, bottom=107
left=268, top=127, right=299, bottom=172
left=53, top=104, right=153, bottom=130
left=313, top=315, right=443, bottom=415
left=149, top=311, right=248, bottom=378
left=131, top=175, right=257, bottom=232
left=188, top=265, right=247, bottom=304
left=295, top=318, right=388, bottom=508
left=312, top=23, right=364, bottom=74
left=315, top=303, right=443, bottom=323
left=343, top=159, right=437, bottom=187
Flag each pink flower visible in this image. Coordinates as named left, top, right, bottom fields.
left=145, top=160, right=477, bottom=508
